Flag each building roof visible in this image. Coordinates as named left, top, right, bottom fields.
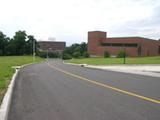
left=38, top=41, right=65, bottom=43
left=38, top=41, right=66, bottom=51
left=104, top=37, right=160, bottom=43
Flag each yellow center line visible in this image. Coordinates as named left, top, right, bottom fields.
left=47, top=62, right=160, bottom=104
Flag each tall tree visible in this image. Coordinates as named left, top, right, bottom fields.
left=80, top=42, right=87, bottom=54
left=6, top=39, right=17, bottom=55
left=62, top=42, right=88, bottom=59
left=25, top=35, right=37, bottom=55
left=0, top=31, right=9, bottom=55
left=13, top=30, right=27, bottom=55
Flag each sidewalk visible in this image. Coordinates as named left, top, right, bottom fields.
left=85, top=64, right=160, bottom=78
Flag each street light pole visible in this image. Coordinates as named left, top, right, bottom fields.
left=123, top=52, right=125, bottom=64
left=123, top=48, right=126, bottom=64
left=47, top=48, right=52, bottom=60
left=47, top=49, right=48, bottom=59
left=33, top=39, right=35, bottom=62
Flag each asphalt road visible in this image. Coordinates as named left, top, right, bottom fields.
left=8, top=59, right=160, bottom=120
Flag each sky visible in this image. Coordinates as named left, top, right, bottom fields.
left=0, top=0, right=160, bottom=46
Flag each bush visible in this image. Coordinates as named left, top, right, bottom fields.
left=48, top=51, right=61, bottom=58
left=0, top=50, right=3, bottom=56
left=62, top=53, right=72, bottom=60
left=117, top=50, right=126, bottom=58
left=104, top=50, right=110, bottom=58
left=72, top=52, right=81, bottom=58
left=83, top=52, right=89, bottom=58
left=38, top=51, right=62, bottom=58
left=38, top=51, right=47, bottom=58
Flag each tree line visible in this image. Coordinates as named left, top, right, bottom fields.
left=39, top=42, right=89, bottom=59
left=0, top=30, right=90, bottom=59
left=0, top=30, right=38, bottom=56
left=62, top=42, right=89, bottom=59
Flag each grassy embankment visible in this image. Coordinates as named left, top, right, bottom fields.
left=65, top=56, right=160, bottom=65
left=0, top=56, right=44, bottom=102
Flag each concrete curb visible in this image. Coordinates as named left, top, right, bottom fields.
left=0, top=61, right=44, bottom=120
left=85, top=66, right=160, bottom=78
left=63, top=61, right=87, bottom=67
left=0, top=68, right=19, bottom=120
left=63, top=61, right=160, bottom=78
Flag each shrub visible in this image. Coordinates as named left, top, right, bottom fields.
left=104, top=50, right=110, bottom=58
left=117, top=50, right=126, bottom=58
left=38, top=51, right=47, bottom=58
left=0, top=50, right=3, bottom=56
left=38, top=51, right=62, bottom=58
left=83, top=52, right=89, bottom=58
left=72, top=52, right=81, bottom=58
left=48, top=51, right=60, bottom=58
left=62, top=53, right=72, bottom=60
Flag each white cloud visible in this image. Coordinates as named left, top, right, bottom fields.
left=0, top=0, right=160, bottom=45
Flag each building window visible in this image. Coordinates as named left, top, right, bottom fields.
left=112, top=43, right=123, bottom=47
left=101, top=43, right=112, bottom=46
left=124, top=43, right=138, bottom=47
left=101, top=43, right=138, bottom=47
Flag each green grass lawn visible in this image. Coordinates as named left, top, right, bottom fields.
left=0, top=56, right=44, bottom=102
left=65, top=56, right=160, bottom=65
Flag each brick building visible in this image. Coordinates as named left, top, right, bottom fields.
left=38, top=41, right=66, bottom=52
left=88, top=31, right=160, bottom=57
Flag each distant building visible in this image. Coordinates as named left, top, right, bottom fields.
left=88, top=31, right=160, bottom=57
left=38, top=41, right=66, bottom=53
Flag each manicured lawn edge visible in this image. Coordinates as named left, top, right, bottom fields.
left=65, top=56, right=160, bottom=65
left=0, top=56, right=44, bottom=103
